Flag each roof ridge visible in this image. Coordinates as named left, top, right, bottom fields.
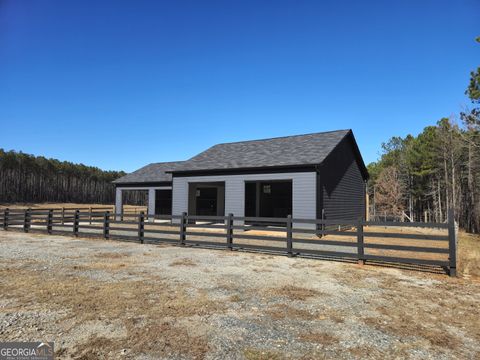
left=147, top=160, right=185, bottom=166
left=212, top=129, right=351, bottom=146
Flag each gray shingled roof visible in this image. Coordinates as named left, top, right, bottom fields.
left=113, top=161, right=185, bottom=184
left=171, top=129, right=351, bottom=172
left=113, top=130, right=361, bottom=184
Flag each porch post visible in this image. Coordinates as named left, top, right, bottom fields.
left=115, top=187, right=123, bottom=220
left=255, top=181, right=261, bottom=217
left=148, top=188, right=155, bottom=222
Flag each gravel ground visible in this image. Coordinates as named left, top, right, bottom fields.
left=0, top=230, right=479, bottom=360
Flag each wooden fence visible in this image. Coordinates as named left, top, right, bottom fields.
left=0, top=208, right=457, bottom=276
left=0, top=205, right=149, bottom=223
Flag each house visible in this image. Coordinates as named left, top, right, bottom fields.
left=113, top=129, right=368, bottom=226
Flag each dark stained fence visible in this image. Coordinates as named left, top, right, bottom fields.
left=0, top=208, right=457, bottom=276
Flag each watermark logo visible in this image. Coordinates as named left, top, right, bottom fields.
left=0, top=342, right=54, bottom=360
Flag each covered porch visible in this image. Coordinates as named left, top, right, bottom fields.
left=115, top=185, right=172, bottom=220
left=244, top=180, right=293, bottom=224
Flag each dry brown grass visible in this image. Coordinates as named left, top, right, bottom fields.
left=363, top=314, right=461, bottom=350
left=348, top=345, right=397, bottom=359
left=169, top=258, right=198, bottom=267
left=326, top=258, right=480, bottom=353
left=259, top=297, right=345, bottom=324
left=1, top=230, right=479, bottom=359
left=73, top=261, right=128, bottom=271
left=358, top=277, right=469, bottom=351
left=266, top=304, right=314, bottom=320
left=298, top=332, right=339, bottom=345
left=267, top=285, right=321, bottom=301
left=94, top=252, right=129, bottom=259
left=215, top=281, right=238, bottom=291
left=229, top=294, right=242, bottom=302
left=243, top=348, right=284, bottom=360
left=0, top=265, right=221, bottom=359
left=315, top=307, right=345, bottom=324
left=458, top=231, right=480, bottom=278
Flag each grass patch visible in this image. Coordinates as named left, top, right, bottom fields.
left=0, top=266, right=221, bottom=358
left=169, top=258, right=197, bottom=267
left=363, top=303, right=462, bottom=351
left=72, top=262, right=128, bottom=271
left=266, top=304, right=313, bottom=320
left=229, top=294, right=242, bottom=302
left=298, top=332, right=339, bottom=345
left=458, top=231, right=480, bottom=278
left=94, top=252, right=128, bottom=259
left=243, top=348, right=284, bottom=360
left=268, top=285, right=321, bottom=301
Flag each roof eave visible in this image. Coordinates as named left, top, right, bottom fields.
left=113, top=181, right=172, bottom=187
left=168, top=163, right=319, bottom=176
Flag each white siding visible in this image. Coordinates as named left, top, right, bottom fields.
left=115, top=187, right=122, bottom=216
left=147, top=188, right=155, bottom=221
left=172, top=172, right=316, bottom=228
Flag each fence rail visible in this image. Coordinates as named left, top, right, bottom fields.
left=0, top=207, right=458, bottom=276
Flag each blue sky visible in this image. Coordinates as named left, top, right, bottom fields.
left=0, top=0, right=478, bottom=172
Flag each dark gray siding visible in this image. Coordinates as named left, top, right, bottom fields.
left=317, top=136, right=366, bottom=221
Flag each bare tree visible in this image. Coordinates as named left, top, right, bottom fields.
left=375, top=166, right=405, bottom=217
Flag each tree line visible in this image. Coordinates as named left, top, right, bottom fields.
left=0, top=150, right=143, bottom=205
left=368, top=56, right=480, bottom=233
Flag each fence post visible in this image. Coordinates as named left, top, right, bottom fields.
left=3, top=208, right=8, bottom=230
left=89, top=206, right=93, bottom=225
left=103, top=211, right=110, bottom=239
left=61, top=207, right=65, bottom=225
left=24, top=208, right=31, bottom=233
left=357, top=218, right=365, bottom=265
left=286, top=215, right=293, bottom=257
left=138, top=211, right=145, bottom=244
left=73, top=209, right=79, bottom=236
left=448, top=209, right=457, bottom=277
left=227, top=213, right=233, bottom=250
left=47, top=209, right=53, bottom=234
left=179, top=212, right=187, bottom=245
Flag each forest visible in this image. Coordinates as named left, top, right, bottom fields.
left=368, top=64, right=480, bottom=233
left=0, top=149, right=126, bottom=204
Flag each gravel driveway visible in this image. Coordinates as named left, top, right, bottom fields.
left=0, top=230, right=478, bottom=359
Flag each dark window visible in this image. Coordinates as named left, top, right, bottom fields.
left=195, top=187, right=218, bottom=216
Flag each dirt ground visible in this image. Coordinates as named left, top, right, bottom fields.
left=0, top=231, right=479, bottom=359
